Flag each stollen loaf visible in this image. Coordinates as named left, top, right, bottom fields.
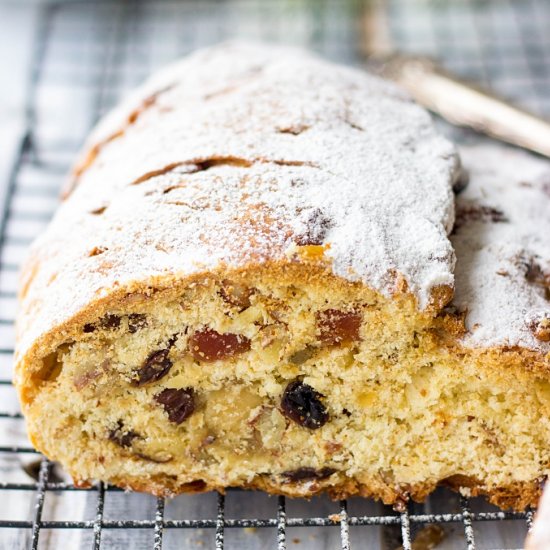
left=15, top=43, right=550, bottom=510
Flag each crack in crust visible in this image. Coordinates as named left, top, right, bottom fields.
left=66, top=85, right=175, bottom=198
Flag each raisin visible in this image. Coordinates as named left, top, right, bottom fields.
left=295, top=208, right=333, bottom=246
left=155, top=388, right=196, bottom=424
left=84, top=314, right=121, bottom=333
left=219, top=280, right=253, bottom=310
left=316, top=309, right=361, bottom=345
left=281, top=380, right=329, bottom=430
left=132, top=347, right=173, bottom=386
left=189, top=328, right=250, bottom=362
left=128, top=313, right=147, bottom=333
left=109, top=420, right=139, bottom=448
left=282, top=467, right=336, bottom=482
left=101, top=314, right=121, bottom=329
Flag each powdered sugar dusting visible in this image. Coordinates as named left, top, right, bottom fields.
left=452, top=144, right=550, bottom=352
left=17, top=43, right=458, bottom=357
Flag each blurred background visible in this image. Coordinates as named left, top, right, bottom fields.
left=0, top=0, right=549, bottom=549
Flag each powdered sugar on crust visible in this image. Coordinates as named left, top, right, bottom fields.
left=452, top=144, right=550, bottom=352
left=17, top=43, right=458, bottom=357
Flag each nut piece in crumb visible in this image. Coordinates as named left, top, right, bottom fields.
left=73, top=359, right=110, bottom=390
left=251, top=406, right=286, bottom=450
left=316, top=309, right=361, bottom=345
left=155, top=387, right=196, bottom=424
left=219, top=279, right=253, bottom=310
left=189, top=328, right=251, bottom=362
left=281, top=380, right=329, bottom=430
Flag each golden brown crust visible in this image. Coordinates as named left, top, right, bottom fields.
left=73, top=471, right=542, bottom=511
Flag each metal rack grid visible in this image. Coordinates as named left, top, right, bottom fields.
left=0, top=0, right=548, bottom=548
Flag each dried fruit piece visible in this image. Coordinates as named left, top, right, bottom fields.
left=128, top=313, right=147, bottom=333
left=219, top=280, right=253, bottom=310
left=289, top=347, right=315, bottom=365
left=281, top=467, right=336, bottom=482
left=295, top=208, right=332, bottom=246
left=189, top=328, right=250, bottom=362
left=109, top=420, right=139, bottom=448
left=101, top=314, right=121, bottom=329
left=83, top=313, right=121, bottom=333
left=281, top=380, right=329, bottom=430
left=132, top=345, right=174, bottom=386
left=526, top=312, right=550, bottom=342
left=316, top=309, right=361, bottom=345
left=155, top=388, right=196, bottom=424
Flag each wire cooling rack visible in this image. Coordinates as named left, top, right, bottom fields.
left=0, top=0, right=548, bottom=548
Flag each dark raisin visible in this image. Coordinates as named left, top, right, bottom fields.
left=132, top=347, right=173, bottom=386
left=155, top=388, right=196, bottom=424
left=128, top=313, right=147, bottom=333
left=83, top=323, right=95, bottom=333
left=295, top=208, right=333, bottom=246
left=109, top=420, right=139, bottom=448
left=189, top=328, right=250, bottom=362
left=281, top=380, right=329, bottom=430
left=100, top=314, right=121, bottom=329
left=281, top=467, right=336, bottom=482
left=317, top=309, right=361, bottom=345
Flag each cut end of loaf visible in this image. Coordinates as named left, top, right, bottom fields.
left=16, top=262, right=550, bottom=510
